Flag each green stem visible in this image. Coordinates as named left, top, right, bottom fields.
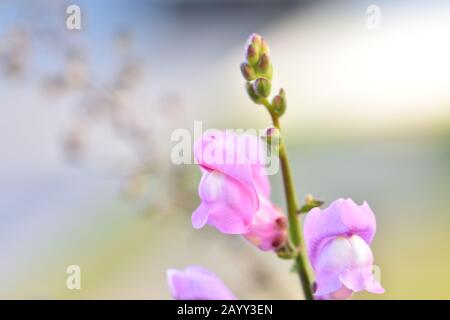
left=267, top=103, right=314, bottom=300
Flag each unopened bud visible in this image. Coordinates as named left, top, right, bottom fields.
left=253, top=78, right=271, bottom=98
left=246, top=82, right=264, bottom=104
left=256, top=53, right=272, bottom=79
left=264, top=127, right=280, bottom=149
left=245, top=44, right=259, bottom=66
left=271, top=88, right=286, bottom=116
left=249, top=33, right=263, bottom=48
left=240, top=62, right=256, bottom=81
left=298, top=194, right=324, bottom=214
left=305, top=194, right=314, bottom=204
left=245, top=34, right=263, bottom=66
left=260, top=38, right=270, bottom=56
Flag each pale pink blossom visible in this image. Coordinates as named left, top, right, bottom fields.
left=192, top=131, right=270, bottom=234
left=304, top=198, right=384, bottom=299
left=192, top=130, right=287, bottom=250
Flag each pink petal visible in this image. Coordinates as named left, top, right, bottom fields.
left=315, top=285, right=353, bottom=300
left=341, top=199, right=376, bottom=245
left=237, top=133, right=271, bottom=197
left=191, top=203, right=209, bottom=229
left=192, top=131, right=273, bottom=234
left=338, top=235, right=384, bottom=294
left=194, top=131, right=258, bottom=207
left=192, top=170, right=256, bottom=234
left=313, top=236, right=353, bottom=296
left=243, top=195, right=287, bottom=251
left=167, top=266, right=237, bottom=300
left=313, top=235, right=384, bottom=297
left=304, top=198, right=377, bottom=268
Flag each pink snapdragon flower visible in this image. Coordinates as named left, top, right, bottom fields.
left=192, top=131, right=286, bottom=251
left=166, top=266, right=236, bottom=300
left=304, top=198, right=384, bottom=299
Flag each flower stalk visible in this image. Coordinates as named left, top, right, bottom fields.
left=266, top=100, right=314, bottom=300
left=241, top=34, right=315, bottom=299
left=274, top=119, right=314, bottom=300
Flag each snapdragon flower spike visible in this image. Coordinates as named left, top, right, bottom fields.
left=192, top=131, right=270, bottom=234
left=304, top=198, right=385, bottom=299
left=167, top=266, right=236, bottom=300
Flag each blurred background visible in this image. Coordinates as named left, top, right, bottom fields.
left=0, top=0, right=449, bottom=299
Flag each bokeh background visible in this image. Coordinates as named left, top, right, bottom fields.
left=1, top=0, right=449, bottom=299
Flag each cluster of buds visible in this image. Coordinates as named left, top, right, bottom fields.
left=240, top=34, right=286, bottom=117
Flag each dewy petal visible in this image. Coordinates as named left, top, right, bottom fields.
left=304, top=198, right=377, bottom=267
left=167, top=266, right=237, bottom=300
left=192, top=170, right=256, bottom=233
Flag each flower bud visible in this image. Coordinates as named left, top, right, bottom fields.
left=264, top=127, right=280, bottom=150
left=240, top=62, right=256, bottom=81
left=253, top=78, right=271, bottom=98
left=271, top=88, right=286, bottom=116
left=249, top=33, right=263, bottom=49
left=299, top=194, right=324, bottom=213
left=245, top=34, right=263, bottom=66
left=260, top=38, right=270, bottom=56
left=256, top=53, right=272, bottom=80
left=243, top=197, right=288, bottom=251
left=245, top=44, right=259, bottom=66
left=245, top=82, right=264, bottom=104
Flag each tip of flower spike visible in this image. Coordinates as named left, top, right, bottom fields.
left=247, top=33, right=263, bottom=49
left=244, top=33, right=268, bottom=67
